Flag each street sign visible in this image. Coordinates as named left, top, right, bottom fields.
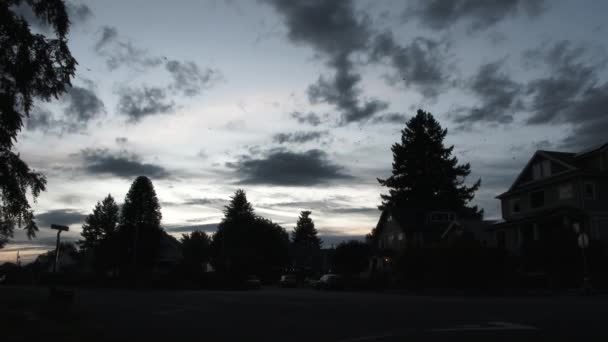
left=51, top=224, right=69, bottom=231
left=578, top=233, right=589, bottom=249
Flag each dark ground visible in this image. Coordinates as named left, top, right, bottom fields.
left=2, top=286, right=608, bottom=341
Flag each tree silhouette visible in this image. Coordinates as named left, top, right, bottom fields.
left=79, top=194, right=119, bottom=275
left=118, top=176, right=163, bottom=272
left=378, top=109, right=482, bottom=218
left=211, top=189, right=289, bottom=280
left=0, top=0, right=77, bottom=247
left=334, top=240, right=370, bottom=275
left=181, top=230, right=211, bottom=269
left=80, top=194, right=119, bottom=250
left=291, top=210, right=322, bottom=271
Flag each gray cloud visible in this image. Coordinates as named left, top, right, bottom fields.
left=371, top=112, right=407, bottom=124
left=269, top=199, right=379, bottom=216
left=80, top=148, right=170, bottom=179
left=116, top=86, right=176, bottom=122
left=165, top=60, right=220, bottom=97
left=115, top=137, right=128, bottom=144
left=290, top=111, right=323, bottom=126
left=452, top=60, right=523, bottom=125
left=523, top=41, right=608, bottom=148
left=267, top=0, right=388, bottom=124
left=403, top=0, right=546, bottom=32
left=63, top=85, right=106, bottom=124
left=370, top=32, right=449, bottom=98
left=273, top=130, right=328, bottom=144
left=165, top=223, right=219, bottom=234
left=227, top=148, right=352, bottom=186
left=11, top=1, right=92, bottom=32
left=163, top=198, right=228, bottom=208
left=94, top=26, right=163, bottom=70
left=26, top=84, right=105, bottom=134
left=35, top=209, right=87, bottom=229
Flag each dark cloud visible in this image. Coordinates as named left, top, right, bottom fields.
left=370, top=32, right=449, bottom=98
left=273, top=130, right=328, bottom=144
left=63, top=85, right=105, bottom=124
left=165, top=223, right=218, bottom=234
left=26, top=83, right=105, bottom=134
left=523, top=41, right=608, bottom=148
left=451, top=60, right=523, bottom=125
left=371, top=112, right=407, bottom=124
left=35, top=209, right=87, bottom=229
left=11, top=1, right=92, bottom=32
left=116, top=86, right=176, bottom=122
left=227, top=148, right=352, bottom=186
left=267, top=0, right=389, bottom=124
left=165, top=60, right=220, bottom=97
left=290, top=111, right=323, bottom=126
left=403, top=0, right=546, bottom=32
left=80, top=148, right=170, bottom=179
left=115, top=137, right=128, bottom=144
left=94, top=26, right=162, bottom=70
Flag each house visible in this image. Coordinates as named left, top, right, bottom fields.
left=492, top=142, right=608, bottom=254
left=369, top=208, right=489, bottom=271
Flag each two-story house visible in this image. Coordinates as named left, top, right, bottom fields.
left=493, top=142, right=608, bottom=254
left=369, top=208, right=491, bottom=271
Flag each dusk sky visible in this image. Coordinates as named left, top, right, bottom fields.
left=3, top=0, right=608, bottom=263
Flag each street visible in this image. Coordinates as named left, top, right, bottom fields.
left=3, top=286, right=608, bottom=341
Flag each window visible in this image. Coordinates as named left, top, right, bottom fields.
left=532, top=160, right=551, bottom=180
left=398, top=232, right=404, bottom=241
left=584, top=182, right=596, bottom=199
left=559, top=183, right=573, bottom=199
left=530, top=190, right=545, bottom=208
left=511, top=198, right=521, bottom=213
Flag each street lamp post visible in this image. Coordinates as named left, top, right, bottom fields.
left=50, top=224, right=69, bottom=273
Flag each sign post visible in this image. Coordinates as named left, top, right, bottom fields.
left=50, top=224, right=69, bottom=273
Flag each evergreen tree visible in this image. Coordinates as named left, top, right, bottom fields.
left=1, top=0, right=76, bottom=247
left=211, top=189, right=289, bottom=279
left=291, top=211, right=322, bottom=272
left=378, top=109, right=482, bottom=218
left=181, top=230, right=211, bottom=268
left=119, top=176, right=163, bottom=271
left=80, top=194, right=119, bottom=251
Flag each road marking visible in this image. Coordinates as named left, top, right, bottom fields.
left=429, top=321, right=538, bottom=332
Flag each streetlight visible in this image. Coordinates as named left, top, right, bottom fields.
left=50, top=224, right=69, bottom=273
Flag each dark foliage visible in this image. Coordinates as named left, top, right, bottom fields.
left=291, top=210, right=322, bottom=272
left=180, top=230, right=211, bottom=270
left=378, top=109, right=482, bottom=218
left=118, top=176, right=163, bottom=273
left=334, top=240, right=370, bottom=275
left=210, top=189, right=289, bottom=281
left=79, top=194, right=119, bottom=274
left=1, top=0, right=76, bottom=245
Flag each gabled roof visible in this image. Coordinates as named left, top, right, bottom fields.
left=501, top=150, right=578, bottom=195
left=575, top=142, right=608, bottom=157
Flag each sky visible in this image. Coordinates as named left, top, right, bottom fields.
left=3, top=0, right=608, bottom=263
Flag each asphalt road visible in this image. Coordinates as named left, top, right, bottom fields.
left=3, top=286, right=608, bottom=341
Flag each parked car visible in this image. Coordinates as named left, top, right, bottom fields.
left=314, top=274, right=344, bottom=290
left=279, top=274, right=297, bottom=288
left=245, top=275, right=261, bottom=289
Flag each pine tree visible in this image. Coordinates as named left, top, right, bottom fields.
left=378, top=109, right=482, bottom=218
left=1, top=0, right=76, bottom=246
left=119, top=176, right=163, bottom=270
left=80, top=194, right=119, bottom=251
left=292, top=211, right=321, bottom=249
left=291, top=210, right=322, bottom=271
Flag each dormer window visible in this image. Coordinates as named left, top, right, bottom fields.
left=532, top=160, right=551, bottom=180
